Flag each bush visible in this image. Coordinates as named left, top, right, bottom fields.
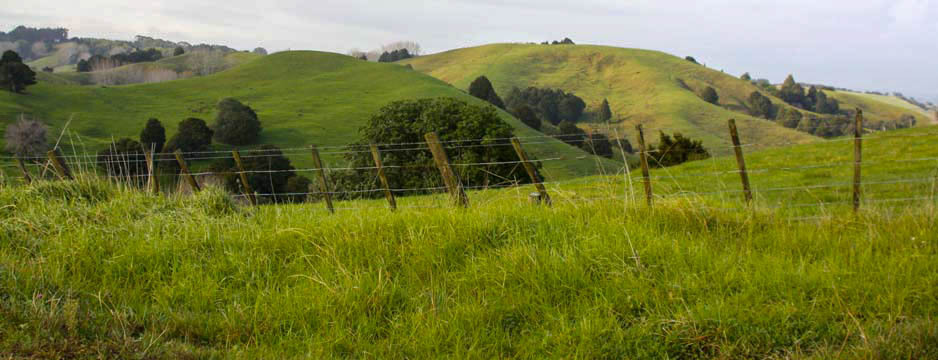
left=209, top=145, right=306, bottom=203
left=212, top=98, right=262, bottom=145
left=140, top=118, right=166, bottom=153
left=598, top=98, right=613, bottom=121
left=649, top=132, right=710, bottom=167
left=748, top=92, right=775, bottom=119
left=165, top=118, right=213, bottom=154
left=511, top=104, right=541, bottom=130
left=96, top=138, right=148, bottom=183
left=700, top=86, right=719, bottom=104
left=506, top=87, right=586, bottom=125
left=173, top=46, right=185, bottom=56
left=468, top=76, right=505, bottom=109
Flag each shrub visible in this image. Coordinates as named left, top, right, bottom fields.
left=649, top=132, right=710, bottom=167
left=468, top=76, right=505, bottom=109
left=748, top=92, right=775, bottom=119
left=511, top=104, right=541, bottom=130
left=209, top=145, right=303, bottom=203
left=598, top=98, right=613, bottom=121
left=212, top=98, right=261, bottom=145
left=506, top=87, right=586, bottom=125
left=139, top=118, right=166, bottom=153
left=173, top=46, right=185, bottom=56
left=165, top=118, right=213, bottom=153
left=701, top=86, right=719, bottom=104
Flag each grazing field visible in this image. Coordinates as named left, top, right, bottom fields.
left=1, top=126, right=936, bottom=358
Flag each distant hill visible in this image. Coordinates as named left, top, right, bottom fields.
left=1, top=51, right=614, bottom=178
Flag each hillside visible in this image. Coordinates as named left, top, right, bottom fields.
left=402, top=43, right=822, bottom=154
left=50, top=51, right=263, bottom=85
left=829, top=90, right=935, bottom=125
left=1, top=51, right=613, bottom=177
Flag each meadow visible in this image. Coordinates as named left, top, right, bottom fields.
left=1, top=125, right=936, bottom=358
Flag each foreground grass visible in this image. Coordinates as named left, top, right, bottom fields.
left=1, top=176, right=936, bottom=358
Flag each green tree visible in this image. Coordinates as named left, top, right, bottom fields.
left=598, top=98, right=612, bottom=121
left=701, top=86, right=719, bottom=104
left=97, top=138, right=147, bottom=182
left=511, top=104, right=541, bottom=130
left=0, top=50, right=37, bottom=93
left=740, top=72, right=751, bottom=81
left=649, top=132, right=710, bottom=167
left=140, top=118, right=166, bottom=153
left=748, top=91, right=775, bottom=119
left=779, top=75, right=806, bottom=108
left=213, top=98, right=262, bottom=145
left=165, top=118, right=213, bottom=153
left=468, top=76, right=505, bottom=109
left=685, top=56, right=698, bottom=64
left=777, top=107, right=803, bottom=129
left=806, top=86, right=818, bottom=109
left=209, top=145, right=308, bottom=203
left=173, top=46, right=185, bottom=56
left=336, top=98, right=519, bottom=197
left=813, top=90, right=840, bottom=114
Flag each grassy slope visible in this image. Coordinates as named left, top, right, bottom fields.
left=402, top=43, right=819, bottom=155
left=830, top=90, right=934, bottom=125
left=1, top=127, right=937, bottom=357
left=50, top=51, right=263, bottom=85
left=2, top=51, right=613, bottom=177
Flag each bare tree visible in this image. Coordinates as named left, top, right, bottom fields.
left=4, top=115, right=49, bottom=159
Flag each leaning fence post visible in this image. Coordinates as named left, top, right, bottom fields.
left=727, top=119, right=753, bottom=204
left=16, top=158, right=32, bottom=184
left=142, top=145, right=159, bottom=194
left=635, top=125, right=652, bottom=207
left=310, top=145, right=335, bottom=214
left=510, top=137, right=551, bottom=206
left=47, top=149, right=72, bottom=180
left=424, top=132, right=469, bottom=208
left=853, top=109, right=863, bottom=213
left=370, top=144, right=397, bottom=211
left=174, top=149, right=200, bottom=192
left=231, top=149, right=257, bottom=206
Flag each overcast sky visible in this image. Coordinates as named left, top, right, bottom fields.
left=4, top=0, right=937, bottom=101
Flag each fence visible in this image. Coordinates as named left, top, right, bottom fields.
left=4, top=110, right=938, bottom=220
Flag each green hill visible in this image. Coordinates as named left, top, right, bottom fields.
left=829, top=90, right=934, bottom=126
left=2, top=51, right=613, bottom=177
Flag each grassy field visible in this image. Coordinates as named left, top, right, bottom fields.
left=1, top=126, right=936, bottom=358
left=48, top=51, right=263, bottom=85
left=4, top=51, right=613, bottom=177
left=829, top=91, right=935, bottom=125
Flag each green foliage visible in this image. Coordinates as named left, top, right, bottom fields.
left=776, top=107, right=803, bottom=129
left=700, top=86, right=719, bottom=104
left=337, top=98, right=520, bottom=197
left=139, top=118, right=166, bottom=153
left=0, top=50, right=37, bottom=93
left=598, top=98, right=612, bottom=121
left=165, top=118, right=213, bottom=153
left=253, top=47, right=268, bottom=55
left=209, top=145, right=307, bottom=203
left=212, top=98, right=262, bottom=145
left=748, top=91, right=775, bottom=119
left=378, top=49, right=412, bottom=62
left=505, top=87, right=586, bottom=125
left=96, top=137, right=147, bottom=181
left=467, top=75, right=505, bottom=109
left=173, top=46, right=185, bottom=56
left=779, top=75, right=806, bottom=108
left=813, top=90, right=840, bottom=115
left=510, top=104, right=541, bottom=130
left=110, top=48, right=162, bottom=65
left=649, top=132, right=710, bottom=167
left=685, top=56, right=698, bottom=64
left=740, top=72, right=751, bottom=81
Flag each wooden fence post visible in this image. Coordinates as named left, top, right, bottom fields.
left=16, top=158, right=32, bottom=184
left=232, top=149, right=257, bottom=206
left=47, top=150, right=73, bottom=180
left=310, top=145, right=335, bottom=214
left=424, top=132, right=469, bottom=208
left=635, top=125, right=652, bottom=207
left=174, top=149, right=200, bottom=192
left=853, top=109, right=863, bottom=212
left=142, top=145, right=159, bottom=194
left=510, top=137, right=551, bottom=206
left=370, top=144, right=397, bottom=211
left=727, top=119, right=753, bottom=204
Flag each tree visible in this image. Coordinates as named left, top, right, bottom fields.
left=740, top=72, right=751, bottom=81
left=560, top=37, right=575, bottom=45
left=558, top=96, right=586, bottom=122
left=701, top=86, right=719, bottom=104
left=140, top=118, right=166, bottom=153
left=468, top=76, right=505, bottom=109
left=779, top=74, right=806, bottom=108
left=336, top=98, right=520, bottom=197
left=806, top=86, right=818, bottom=109
left=378, top=49, right=412, bottom=62
left=165, top=118, right=213, bottom=153
left=649, top=132, right=710, bottom=167
left=213, top=98, right=262, bottom=145
left=813, top=90, right=840, bottom=115
left=210, top=145, right=308, bottom=203
left=777, top=107, right=803, bottom=128
left=511, top=104, right=541, bottom=130
left=4, top=115, right=47, bottom=159
left=748, top=91, right=774, bottom=119
left=505, top=86, right=587, bottom=125
left=0, top=50, right=36, bottom=93
left=685, top=56, right=698, bottom=64
left=253, top=47, right=268, bottom=55
left=598, top=98, right=612, bottom=121
left=97, top=138, right=147, bottom=181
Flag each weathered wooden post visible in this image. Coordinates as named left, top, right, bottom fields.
left=853, top=109, right=863, bottom=212
left=635, top=125, right=652, bottom=207
left=47, top=149, right=73, bottom=180
left=510, top=137, right=551, bottom=206
left=142, top=145, right=159, bottom=194
left=174, top=149, right=200, bottom=192
left=16, top=158, right=32, bottom=184
left=310, top=145, right=335, bottom=213
left=370, top=144, right=397, bottom=211
left=424, top=132, right=469, bottom=207
left=727, top=119, right=753, bottom=204
left=231, top=149, right=257, bottom=206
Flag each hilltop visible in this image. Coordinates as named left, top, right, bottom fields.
left=1, top=51, right=613, bottom=177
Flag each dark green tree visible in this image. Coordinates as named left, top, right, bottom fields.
left=335, top=98, right=520, bottom=197
left=165, top=118, right=213, bottom=153
left=813, top=90, right=840, bottom=114
left=598, top=98, right=612, bottom=121
left=468, top=76, right=505, bottom=109
left=559, top=96, right=586, bottom=122
left=748, top=91, right=775, bottom=119
left=140, top=118, right=166, bottom=153
left=213, top=98, right=262, bottom=145
left=740, top=72, right=751, bottom=81
left=505, top=86, right=587, bottom=125
left=701, top=86, right=719, bottom=104
left=173, top=46, right=185, bottom=56
left=210, top=145, right=309, bottom=203
left=0, top=50, right=37, bottom=93
left=511, top=104, right=541, bottom=130
left=649, top=132, right=710, bottom=167
left=685, top=56, right=698, bottom=64
left=806, top=86, right=818, bottom=108
left=779, top=74, right=806, bottom=108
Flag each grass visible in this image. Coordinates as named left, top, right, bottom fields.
left=829, top=90, right=935, bottom=125
left=1, top=126, right=936, bottom=358
left=4, top=50, right=613, bottom=178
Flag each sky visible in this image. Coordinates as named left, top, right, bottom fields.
left=4, top=0, right=937, bottom=102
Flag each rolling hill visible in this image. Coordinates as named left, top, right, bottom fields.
left=828, top=90, right=935, bottom=125
left=2, top=51, right=613, bottom=178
